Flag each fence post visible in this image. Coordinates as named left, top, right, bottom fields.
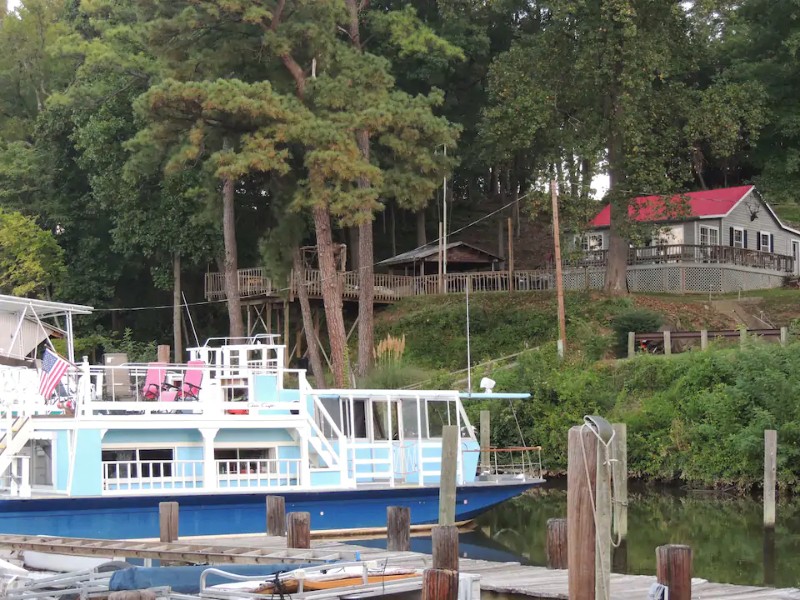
left=422, top=569, right=458, bottom=600
left=656, top=545, right=692, bottom=600
left=780, top=326, right=788, bottom=347
left=764, top=429, right=777, bottom=528
left=159, top=502, right=179, bottom=543
left=480, top=411, right=491, bottom=475
left=627, top=332, right=635, bottom=358
left=266, top=496, right=286, bottom=536
left=287, top=512, right=311, bottom=549
left=663, top=330, right=672, bottom=356
left=568, top=426, right=597, bottom=600
left=432, top=525, right=459, bottom=571
left=740, top=327, right=747, bottom=347
left=387, top=506, right=410, bottom=552
left=700, top=329, right=708, bottom=351
left=546, top=518, right=568, bottom=569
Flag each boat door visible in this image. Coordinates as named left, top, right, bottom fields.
left=369, top=397, right=409, bottom=484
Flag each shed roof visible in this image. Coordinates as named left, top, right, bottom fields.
left=589, top=185, right=754, bottom=228
left=378, top=242, right=502, bottom=267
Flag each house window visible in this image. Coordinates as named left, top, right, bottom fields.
left=215, top=447, right=276, bottom=474
left=102, top=448, right=174, bottom=478
left=759, top=232, right=773, bottom=253
left=578, top=234, right=604, bottom=251
left=699, top=226, right=719, bottom=246
left=732, top=227, right=744, bottom=248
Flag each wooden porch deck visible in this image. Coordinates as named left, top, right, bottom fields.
left=204, top=244, right=796, bottom=302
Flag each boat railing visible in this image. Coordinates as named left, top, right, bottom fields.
left=349, top=441, right=396, bottom=486
left=464, top=446, right=543, bottom=481
left=215, top=458, right=301, bottom=488
left=102, top=459, right=204, bottom=492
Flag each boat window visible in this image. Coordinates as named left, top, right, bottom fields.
left=372, top=401, right=400, bottom=441
left=21, top=440, right=53, bottom=486
left=101, top=448, right=174, bottom=478
left=215, top=447, right=276, bottom=474
left=426, top=400, right=456, bottom=438
left=341, top=398, right=367, bottom=438
left=401, top=400, right=420, bottom=438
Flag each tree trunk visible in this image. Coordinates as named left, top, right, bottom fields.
left=293, top=248, right=327, bottom=387
left=604, top=131, right=628, bottom=295
left=312, top=206, right=348, bottom=387
left=390, top=202, right=397, bottom=256
left=222, top=172, right=245, bottom=338
left=173, top=253, right=182, bottom=363
left=416, top=208, right=426, bottom=247
left=343, top=0, right=375, bottom=378
left=348, top=227, right=359, bottom=271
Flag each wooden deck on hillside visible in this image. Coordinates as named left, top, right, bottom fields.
left=11, top=533, right=795, bottom=599
left=205, top=244, right=796, bottom=302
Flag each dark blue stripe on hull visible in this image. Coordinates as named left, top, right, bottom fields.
left=0, top=482, right=540, bottom=539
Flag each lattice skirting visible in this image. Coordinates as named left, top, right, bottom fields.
left=560, top=265, right=786, bottom=294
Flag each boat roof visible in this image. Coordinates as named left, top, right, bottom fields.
left=0, top=295, right=93, bottom=318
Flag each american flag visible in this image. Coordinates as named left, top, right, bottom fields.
left=39, top=348, right=70, bottom=400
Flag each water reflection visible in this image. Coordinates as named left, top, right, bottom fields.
left=472, top=483, right=800, bottom=588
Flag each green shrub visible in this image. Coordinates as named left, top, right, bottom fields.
left=360, top=362, right=430, bottom=389
left=610, top=308, right=664, bottom=356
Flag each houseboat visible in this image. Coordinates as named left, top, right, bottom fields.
left=0, top=296, right=543, bottom=539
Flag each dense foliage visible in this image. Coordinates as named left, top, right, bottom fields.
left=474, top=342, right=800, bottom=489
left=0, top=1, right=796, bottom=352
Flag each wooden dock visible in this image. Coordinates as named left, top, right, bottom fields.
left=7, top=533, right=794, bottom=599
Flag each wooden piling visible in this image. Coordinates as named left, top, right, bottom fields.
left=287, top=512, right=311, bottom=549
left=780, top=326, right=788, bottom=347
left=158, top=502, right=179, bottom=543
left=157, top=345, right=170, bottom=364
left=596, top=433, right=612, bottom=600
left=764, top=429, right=777, bottom=528
left=663, top=330, right=672, bottom=356
left=109, top=591, right=158, bottom=600
left=480, top=410, right=490, bottom=474
left=700, top=329, right=708, bottom=350
left=627, top=332, right=635, bottom=358
left=567, top=426, right=597, bottom=600
left=612, top=423, right=628, bottom=539
left=763, top=526, right=776, bottom=586
left=438, top=425, right=458, bottom=525
left=422, top=568, right=458, bottom=600
left=387, top=506, right=410, bottom=552
left=656, top=544, right=692, bottom=600
left=266, top=496, right=286, bottom=537
left=432, top=524, right=459, bottom=571
left=546, top=518, right=568, bottom=569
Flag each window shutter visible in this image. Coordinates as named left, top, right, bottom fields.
left=770, top=234, right=775, bottom=253
left=729, top=227, right=734, bottom=246
left=744, top=230, right=748, bottom=249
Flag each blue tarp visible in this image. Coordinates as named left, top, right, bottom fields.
left=109, top=563, right=320, bottom=594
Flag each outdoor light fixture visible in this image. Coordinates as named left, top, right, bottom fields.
left=480, top=377, right=496, bottom=393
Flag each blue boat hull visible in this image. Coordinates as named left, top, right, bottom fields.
left=0, top=481, right=541, bottom=539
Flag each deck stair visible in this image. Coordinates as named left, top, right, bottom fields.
left=0, top=416, right=33, bottom=482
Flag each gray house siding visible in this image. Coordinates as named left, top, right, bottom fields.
left=719, top=189, right=800, bottom=258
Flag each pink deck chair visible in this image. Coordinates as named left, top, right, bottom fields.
left=141, top=362, right=167, bottom=400
left=160, top=360, right=205, bottom=403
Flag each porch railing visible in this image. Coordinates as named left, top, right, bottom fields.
left=205, top=244, right=795, bottom=301
left=102, top=459, right=203, bottom=491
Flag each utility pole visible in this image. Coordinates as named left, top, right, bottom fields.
left=551, top=179, right=567, bottom=357
left=443, top=146, right=448, bottom=281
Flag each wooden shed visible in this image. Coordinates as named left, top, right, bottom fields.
left=378, top=242, right=503, bottom=276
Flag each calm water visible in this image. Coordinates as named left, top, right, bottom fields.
left=353, top=483, right=800, bottom=588
left=471, top=483, right=800, bottom=588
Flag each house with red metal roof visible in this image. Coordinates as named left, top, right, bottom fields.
left=581, top=185, right=800, bottom=277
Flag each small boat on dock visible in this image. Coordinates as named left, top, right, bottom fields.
left=0, top=296, right=544, bottom=538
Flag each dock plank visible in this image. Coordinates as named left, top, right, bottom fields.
left=4, top=533, right=798, bottom=600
